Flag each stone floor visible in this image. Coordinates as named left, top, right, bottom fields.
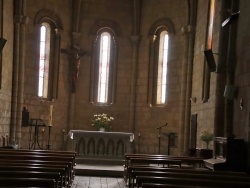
left=72, top=163, right=126, bottom=188
left=72, top=176, right=126, bottom=188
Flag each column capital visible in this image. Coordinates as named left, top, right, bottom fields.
left=14, top=15, right=29, bottom=25
left=181, top=25, right=195, bottom=35
left=55, top=29, right=62, bottom=36
left=148, top=35, right=157, bottom=43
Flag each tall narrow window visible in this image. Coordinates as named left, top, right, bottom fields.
left=35, top=9, right=62, bottom=100
left=148, top=18, right=174, bottom=107
left=156, top=31, right=169, bottom=104
left=97, top=32, right=111, bottom=103
left=90, top=26, right=118, bottom=106
left=202, top=0, right=215, bottom=102
left=38, top=23, right=51, bottom=98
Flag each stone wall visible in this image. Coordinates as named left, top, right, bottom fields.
left=3, top=0, right=250, bottom=158
left=235, top=0, right=250, bottom=139
left=0, top=0, right=13, bottom=146
left=191, top=0, right=218, bottom=149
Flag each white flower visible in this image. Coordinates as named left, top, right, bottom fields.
left=91, top=113, right=114, bottom=130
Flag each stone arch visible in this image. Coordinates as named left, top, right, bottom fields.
left=89, top=19, right=122, bottom=36
left=89, top=19, right=120, bottom=105
left=107, top=139, right=115, bottom=156
left=34, top=9, right=62, bottom=29
left=116, top=139, right=124, bottom=156
left=87, top=138, right=95, bottom=155
left=97, top=138, right=105, bottom=156
left=149, top=17, right=175, bottom=36
left=77, top=138, right=85, bottom=154
left=33, top=9, right=62, bottom=100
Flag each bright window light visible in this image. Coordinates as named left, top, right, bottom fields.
left=97, top=32, right=111, bottom=103
left=156, top=31, right=169, bottom=104
left=38, top=23, right=51, bottom=98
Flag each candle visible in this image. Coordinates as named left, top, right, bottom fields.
left=49, top=105, right=53, bottom=126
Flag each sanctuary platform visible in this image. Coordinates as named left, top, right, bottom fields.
left=75, top=163, right=124, bottom=177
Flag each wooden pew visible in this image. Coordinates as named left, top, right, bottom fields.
left=0, top=171, right=61, bottom=188
left=136, top=176, right=250, bottom=188
left=0, top=149, right=76, bottom=174
left=0, top=160, right=69, bottom=171
left=141, top=183, right=216, bottom=188
left=0, top=154, right=74, bottom=186
left=0, top=149, right=76, bottom=187
left=124, top=154, right=169, bottom=168
left=125, top=154, right=204, bottom=169
left=130, top=157, right=182, bottom=168
left=127, top=166, right=248, bottom=188
left=0, top=149, right=76, bottom=180
left=0, top=162, right=67, bottom=187
left=0, top=148, right=76, bottom=155
left=0, top=165, right=66, bottom=188
left=124, top=155, right=204, bottom=184
left=0, top=158, right=72, bottom=185
left=0, top=149, right=76, bottom=164
left=142, top=183, right=212, bottom=188
left=132, top=170, right=250, bottom=188
left=124, top=154, right=204, bottom=170
left=0, top=177, right=55, bottom=188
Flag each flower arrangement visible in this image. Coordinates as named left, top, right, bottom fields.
left=200, top=130, right=214, bottom=148
left=91, top=113, right=114, bottom=131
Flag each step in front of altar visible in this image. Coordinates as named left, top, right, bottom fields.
left=75, top=160, right=124, bottom=177
left=76, top=155, right=124, bottom=165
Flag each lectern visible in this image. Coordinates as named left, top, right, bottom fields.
left=162, top=132, right=177, bottom=155
left=29, top=119, right=46, bottom=150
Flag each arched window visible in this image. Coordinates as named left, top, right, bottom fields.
left=148, top=18, right=175, bottom=107
left=90, top=27, right=118, bottom=106
left=156, top=31, right=169, bottom=104
left=97, top=32, right=111, bottom=103
left=38, top=23, right=51, bottom=98
left=34, top=9, right=62, bottom=100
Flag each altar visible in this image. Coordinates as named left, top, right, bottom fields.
left=68, top=130, right=134, bottom=161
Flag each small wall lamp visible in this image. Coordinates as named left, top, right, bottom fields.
left=240, top=98, right=244, bottom=110
left=222, top=11, right=240, bottom=27
left=224, top=85, right=236, bottom=100
left=0, top=38, right=7, bottom=54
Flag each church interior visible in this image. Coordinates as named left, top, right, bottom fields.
left=1, top=0, right=250, bottom=187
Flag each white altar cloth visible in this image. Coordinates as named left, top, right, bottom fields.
left=68, top=130, right=134, bottom=142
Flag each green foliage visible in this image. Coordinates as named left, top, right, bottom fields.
left=200, top=130, right=214, bottom=148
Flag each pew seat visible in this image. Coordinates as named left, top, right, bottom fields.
left=131, top=170, right=250, bottom=188
left=136, top=176, right=250, bottom=188
left=0, top=177, right=55, bottom=187
left=0, top=170, right=61, bottom=188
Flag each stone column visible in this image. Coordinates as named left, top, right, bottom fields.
left=179, top=25, right=195, bottom=155
left=10, top=0, right=28, bottom=146
left=15, top=15, right=28, bottom=147
left=129, top=36, right=140, bottom=133
left=214, top=0, right=233, bottom=137
left=224, top=0, right=239, bottom=138
left=129, top=0, right=141, bottom=135
left=184, top=25, right=195, bottom=154
left=178, top=26, right=189, bottom=155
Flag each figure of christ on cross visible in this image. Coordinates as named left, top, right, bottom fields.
left=62, top=46, right=88, bottom=93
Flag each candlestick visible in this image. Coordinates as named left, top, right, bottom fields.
left=49, top=105, right=53, bottom=126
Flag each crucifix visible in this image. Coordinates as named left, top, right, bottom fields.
left=62, top=45, right=89, bottom=93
